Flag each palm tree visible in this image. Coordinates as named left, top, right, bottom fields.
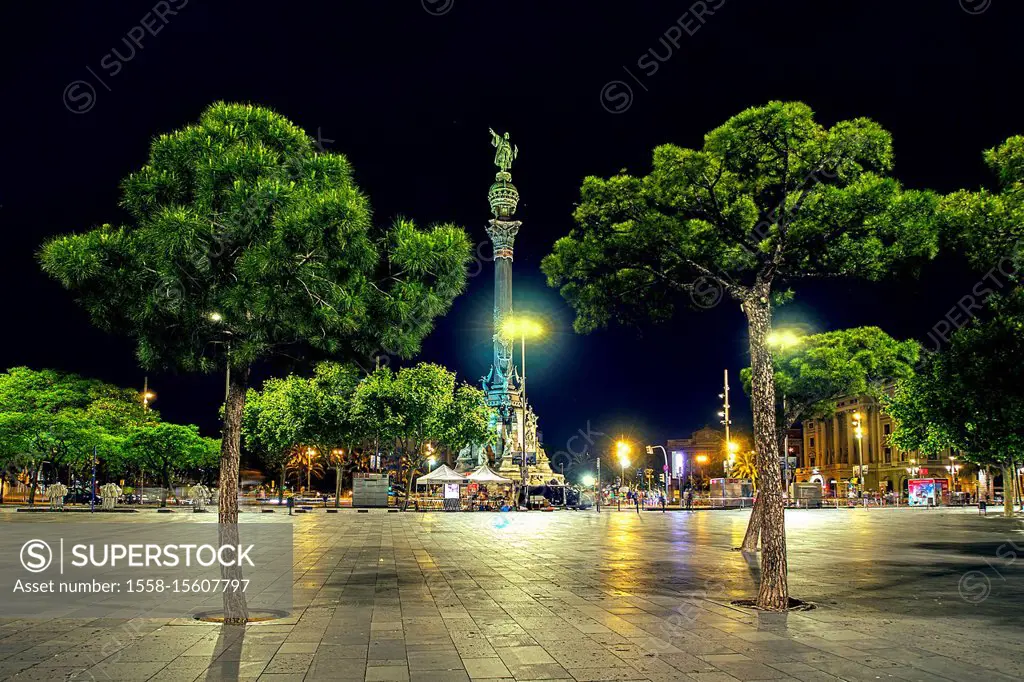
left=287, top=447, right=325, bottom=493
left=733, top=450, right=759, bottom=489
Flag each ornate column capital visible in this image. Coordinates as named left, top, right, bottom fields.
left=486, top=219, right=521, bottom=260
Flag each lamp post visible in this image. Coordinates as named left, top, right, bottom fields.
left=141, top=376, right=156, bottom=413
left=695, top=454, right=709, bottom=490
left=646, top=445, right=670, bottom=503
left=617, top=440, right=631, bottom=511
left=718, top=370, right=731, bottom=463
left=852, top=412, right=865, bottom=501
left=501, top=316, right=544, bottom=507
left=90, top=446, right=97, bottom=513
left=767, top=329, right=806, bottom=498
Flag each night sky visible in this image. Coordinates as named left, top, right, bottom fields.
left=2, top=0, right=1021, bottom=462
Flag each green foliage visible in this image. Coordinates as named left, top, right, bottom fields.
left=39, top=102, right=472, bottom=374
left=351, top=363, right=494, bottom=472
left=242, top=374, right=316, bottom=476
left=741, top=326, right=919, bottom=426
left=123, top=422, right=220, bottom=502
left=885, top=290, right=1024, bottom=467
left=0, top=367, right=146, bottom=475
left=941, top=136, right=1024, bottom=273
left=242, top=361, right=364, bottom=477
left=542, top=101, right=939, bottom=332
left=438, top=383, right=494, bottom=455
left=0, top=367, right=213, bottom=502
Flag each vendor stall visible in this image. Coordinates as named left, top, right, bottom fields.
left=464, top=465, right=513, bottom=510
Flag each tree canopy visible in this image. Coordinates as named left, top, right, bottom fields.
left=542, top=101, right=938, bottom=333
left=940, top=135, right=1024, bottom=274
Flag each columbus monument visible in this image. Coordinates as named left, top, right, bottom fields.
left=457, top=129, right=558, bottom=486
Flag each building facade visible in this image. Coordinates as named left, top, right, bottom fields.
left=667, top=426, right=726, bottom=488
left=797, top=393, right=973, bottom=497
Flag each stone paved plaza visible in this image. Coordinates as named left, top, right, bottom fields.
left=1, top=507, right=1022, bottom=681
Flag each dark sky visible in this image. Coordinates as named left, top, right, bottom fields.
left=1, top=0, right=1021, bottom=461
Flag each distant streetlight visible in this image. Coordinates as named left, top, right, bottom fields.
left=209, top=311, right=223, bottom=323
left=141, top=376, right=156, bottom=412
left=427, top=456, right=437, bottom=470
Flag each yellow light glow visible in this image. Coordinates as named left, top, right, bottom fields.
left=501, top=316, right=544, bottom=339
left=767, top=329, right=803, bottom=349
left=581, top=474, right=596, bottom=487
left=696, top=455, right=710, bottom=464
left=209, top=312, right=223, bottom=322
left=615, top=440, right=631, bottom=458
left=727, top=441, right=739, bottom=454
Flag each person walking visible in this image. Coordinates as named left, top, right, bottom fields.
left=635, top=490, right=642, bottom=514
left=659, top=493, right=666, bottom=513
left=685, top=487, right=694, bottom=511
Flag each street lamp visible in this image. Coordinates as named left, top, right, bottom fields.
left=768, top=328, right=806, bottom=497
left=501, top=316, right=545, bottom=505
left=617, top=440, right=631, bottom=510
left=725, top=440, right=739, bottom=475
left=646, top=445, right=670, bottom=502
left=852, top=412, right=865, bottom=499
left=695, top=454, right=709, bottom=489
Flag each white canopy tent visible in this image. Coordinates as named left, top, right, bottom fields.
left=464, top=464, right=513, bottom=484
left=414, top=464, right=465, bottom=487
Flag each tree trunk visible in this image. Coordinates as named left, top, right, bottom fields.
left=742, top=292, right=789, bottom=610
left=1001, top=463, right=1014, bottom=517
left=334, top=464, right=342, bottom=507
left=27, top=464, right=39, bottom=505
left=218, top=366, right=249, bottom=523
left=279, top=464, right=286, bottom=503
left=741, top=493, right=763, bottom=551
left=741, top=429, right=786, bottom=552
left=161, top=466, right=172, bottom=508
left=218, top=365, right=250, bottom=624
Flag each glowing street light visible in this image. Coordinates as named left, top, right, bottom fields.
left=852, top=411, right=866, bottom=498
left=766, top=329, right=803, bottom=349
left=209, top=311, right=223, bottom=323
left=581, top=474, right=596, bottom=487
left=616, top=441, right=631, bottom=510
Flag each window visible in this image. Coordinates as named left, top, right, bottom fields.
left=885, top=447, right=892, bottom=463
left=809, top=437, right=815, bottom=448
left=883, top=423, right=891, bottom=435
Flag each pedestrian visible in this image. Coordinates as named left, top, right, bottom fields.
left=685, top=488, right=694, bottom=511
left=286, top=495, right=294, bottom=516
left=635, top=491, right=641, bottom=514
left=659, top=493, right=666, bottom=513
